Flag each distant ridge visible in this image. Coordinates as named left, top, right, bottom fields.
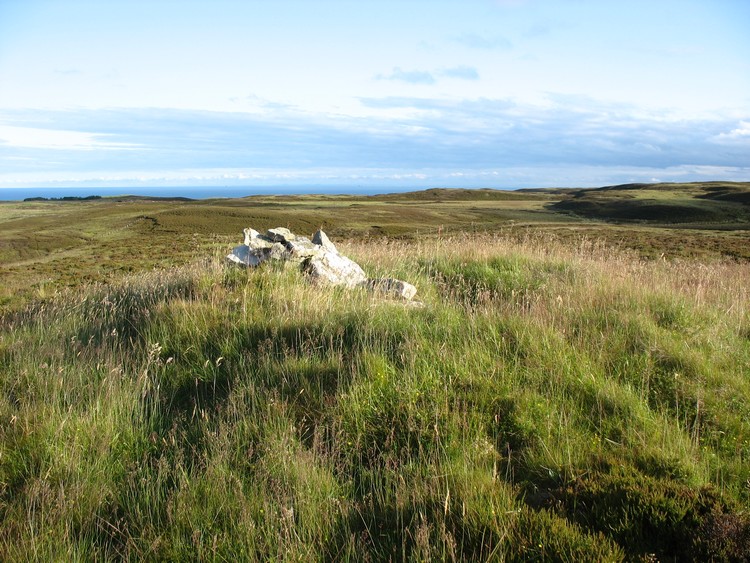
left=544, top=181, right=750, bottom=225
left=372, top=187, right=542, bottom=201
left=21, top=194, right=196, bottom=203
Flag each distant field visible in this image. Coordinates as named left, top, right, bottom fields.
left=1, top=182, right=749, bottom=310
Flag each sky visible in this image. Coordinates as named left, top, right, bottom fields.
left=0, top=0, right=748, bottom=191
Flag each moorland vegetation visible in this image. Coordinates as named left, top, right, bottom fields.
left=0, top=182, right=749, bottom=560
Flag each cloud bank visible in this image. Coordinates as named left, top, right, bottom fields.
left=453, top=33, right=513, bottom=50
left=376, top=66, right=481, bottom=84
left=0, top=96, right=747, bottom=189
left=376, top=68, right=436, bottom=85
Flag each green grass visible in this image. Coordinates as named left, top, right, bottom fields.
left=3, top=183, right=750, bottom=310
left=1, top=231, right=748, bottom=560
left=547, top=181, right=750, bottom=227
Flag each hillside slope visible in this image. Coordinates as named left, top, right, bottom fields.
left=1, top=235, right=748, bottom=560
left=3, top=182, right=750, bottom=310
left=544, top=181, right=750, bottom=226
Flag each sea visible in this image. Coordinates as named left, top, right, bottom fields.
left=0, top=186, right=416, bottom=202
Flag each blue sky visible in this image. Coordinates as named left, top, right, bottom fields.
left=0, top=0, right=748, bottom=190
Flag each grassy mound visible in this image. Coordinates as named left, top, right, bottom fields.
left=548, top=182, right=750, bottom=225
left=1, top=236, right=748, bottom=560
left=551, top=198, right=730, bottom=223
left=4, top=182, right=750, bottom=310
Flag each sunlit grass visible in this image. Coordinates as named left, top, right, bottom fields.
left=0, top=233, right=748, bottom=560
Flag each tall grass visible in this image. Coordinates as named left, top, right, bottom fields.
left=0, top=235, right=748, bottom=560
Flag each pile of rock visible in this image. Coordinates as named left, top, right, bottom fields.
left=226, top=227, right=418, bottom=301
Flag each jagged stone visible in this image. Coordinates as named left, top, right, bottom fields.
left=312, top=229, right=337, bottom=253
left=228, top=227, right=418, bottom=298
left=266, top=227, right=295, bottom=243
left=243, top=228, right=273, bottom=250
left=226, top=245, right=270, bottom=267
left=247, top=235, right=273, bottom=251
left=285, top=237, right=321, bottom=261
left=268, top=242, right=287, bottom=261
left=303, top=250, right=367, bottom=288
left=363, top=278, right=418, bottom=301
left=243, top=228, right=259, bottom=246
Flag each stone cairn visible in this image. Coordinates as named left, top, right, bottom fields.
left=226, top=227, right=418, bottom=301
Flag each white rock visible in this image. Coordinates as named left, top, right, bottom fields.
left=266, top=227, right=295, bottom=243
left=243, top=228, right=259, bottom=246
left=226, top=245, right=269, bottom=267
left=227, top=228, right=418, bottom=299
left=304, top=250, right=367, bottom=288
left=312, top=229, right=337, bottom=253
left=243, top=228, right=273, bottom=249
left=286, top=237, right=322, bottom=261
left=364, top=278, right=418, bottom=300
left=268, top=243, right=288, bottom=261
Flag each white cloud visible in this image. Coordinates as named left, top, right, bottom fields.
left=375, top=68, right=436, bottom=85
left=453, top=32, right=513, bottom=50
left=0, top=125, right=138, bottom=151
left=2, top=163, right=749, bottom=190
left=711, top=121, right=750, bottom=144
left=375, top=66, right=480, bottom=86
left=0, top=102, right=748, bottom=189
left=441, top=66, right=480, bottom=80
